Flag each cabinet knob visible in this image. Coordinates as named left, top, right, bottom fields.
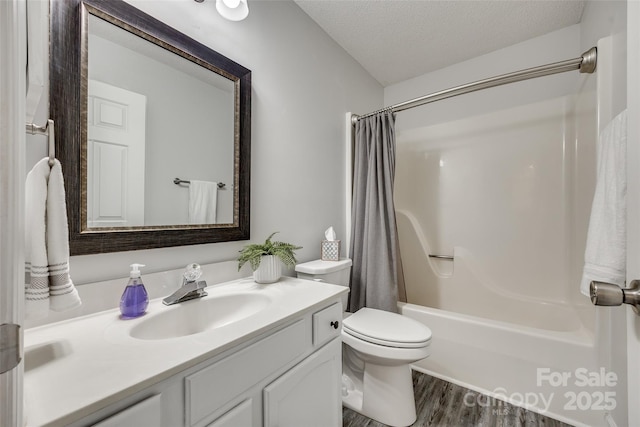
left=330, top=321, right=339, bottom=329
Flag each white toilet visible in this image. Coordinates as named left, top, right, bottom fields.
left=296, top=259, right=432, bottom=427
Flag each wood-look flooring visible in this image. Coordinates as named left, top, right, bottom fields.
left=342, top=371, right=573, bottom=427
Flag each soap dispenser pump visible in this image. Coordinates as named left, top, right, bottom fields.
left=120, top=263, right=149, bottom=319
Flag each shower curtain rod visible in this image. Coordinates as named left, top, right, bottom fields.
left=351, top=47, right=597, bottom=124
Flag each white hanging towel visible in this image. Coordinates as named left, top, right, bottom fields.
left=188, top=180, right=218, bottom=224
left=25, top=158, right=81, bottom=320
left=25, top=159, right=50, bottom=318
left=580, top=110, right=627, bottom=297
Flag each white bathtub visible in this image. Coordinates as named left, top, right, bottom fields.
left=400, top=302, right=607, bottom=427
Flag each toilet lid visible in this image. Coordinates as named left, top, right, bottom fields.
left=342, top=308, right=432, bottom=348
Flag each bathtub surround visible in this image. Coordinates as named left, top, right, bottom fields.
left=580, top=109, right=628, bottom=297
left=349, top=111, right=400, bottom=313
left=394, top=94, right=592, bottom=326
left=24, top=158, right=81, bottom=320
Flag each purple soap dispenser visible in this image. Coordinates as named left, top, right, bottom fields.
left=120, top=263, right=149, bottom=319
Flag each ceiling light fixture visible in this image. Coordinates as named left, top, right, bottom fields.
left=215, top=0, right=249, bottom=21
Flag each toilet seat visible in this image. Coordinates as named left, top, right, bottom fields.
left=342, top=308, right=431, bottom=348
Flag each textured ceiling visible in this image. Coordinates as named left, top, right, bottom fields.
left=294, top=1, right=585, bottom=86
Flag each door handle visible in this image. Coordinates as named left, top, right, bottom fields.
left=590, top=280, right=640, bottom=314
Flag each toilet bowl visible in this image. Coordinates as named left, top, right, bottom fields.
left=295, top=259, right=432, bottom=427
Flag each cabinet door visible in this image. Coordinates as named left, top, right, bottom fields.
left=207, top=399, right=254, bottom=427
left=263, top=338, right=341, bottom=427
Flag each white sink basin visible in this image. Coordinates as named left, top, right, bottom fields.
left=129, top=293, right=271, bottom=340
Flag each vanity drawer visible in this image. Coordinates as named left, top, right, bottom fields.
left=92, top=394, right=162, bottom=427
left=186, top=319, right=308, bottom=427
left=313, top=302, right=342, bottom=347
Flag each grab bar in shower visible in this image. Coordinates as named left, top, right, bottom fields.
left=428, top=254, right=454, bottom=261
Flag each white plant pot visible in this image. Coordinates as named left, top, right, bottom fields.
left=253, top=255, right=282, bottom=284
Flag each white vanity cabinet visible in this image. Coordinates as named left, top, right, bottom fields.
left=262, top=303, right=343, bottom=427
left=263, top=338, right=342, bottom=427
left=72, top=300, right=343, bottom=427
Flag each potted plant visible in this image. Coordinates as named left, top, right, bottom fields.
left=238, top=232, right=302, bottom=283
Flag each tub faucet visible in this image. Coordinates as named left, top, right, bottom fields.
left=162, top=263, right=208, bottom=306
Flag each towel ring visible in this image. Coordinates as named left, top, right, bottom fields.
left=26, top=119, right=55, bottom=167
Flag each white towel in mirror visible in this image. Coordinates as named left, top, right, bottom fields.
left=189, top=180, right=218, bottom=224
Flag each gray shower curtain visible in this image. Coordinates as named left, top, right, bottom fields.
left=348, top=111, right=400, bottom=313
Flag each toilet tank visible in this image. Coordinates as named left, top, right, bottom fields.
left=296, top=259, right=352, bottom=309
left=295, top=259, right=352, bottom=287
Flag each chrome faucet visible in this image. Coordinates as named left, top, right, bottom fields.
left=163, top=263, right=208, bottom=306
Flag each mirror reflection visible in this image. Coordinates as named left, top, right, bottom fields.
left=86, top=14, right=236, bottom=228
left=50, top=0, right=251, bottom=255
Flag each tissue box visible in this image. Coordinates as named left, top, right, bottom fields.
left=321, top=240, right=341, bottom=261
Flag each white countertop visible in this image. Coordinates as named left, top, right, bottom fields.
left=24, top=277, right=347, bottom=427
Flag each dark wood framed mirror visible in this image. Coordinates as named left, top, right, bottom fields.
left=50, top=0, right=251, bottom=255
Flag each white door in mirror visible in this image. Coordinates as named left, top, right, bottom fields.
left=87, top=80, right=146, bottom=227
